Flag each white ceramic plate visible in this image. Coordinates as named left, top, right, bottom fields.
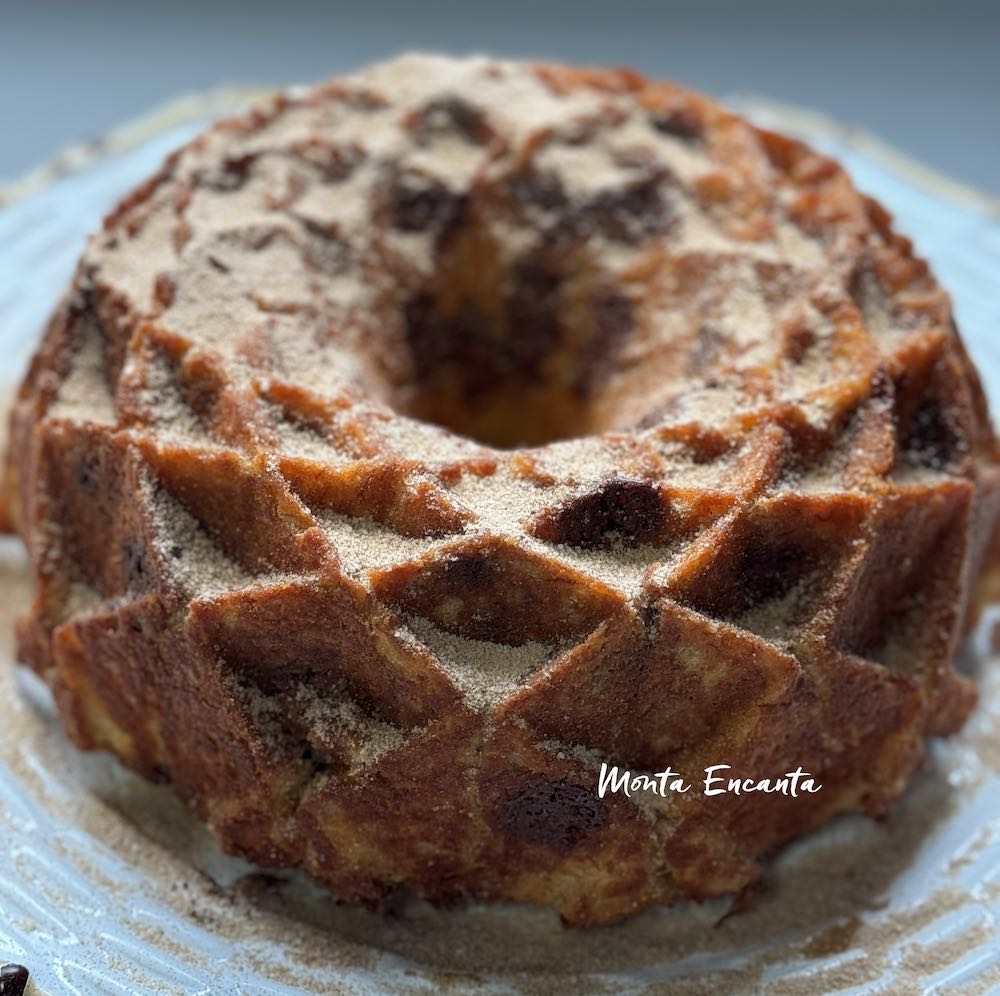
left=2, top=90, right=1000, bottom=996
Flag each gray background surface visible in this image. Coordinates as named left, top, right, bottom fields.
left=3, top=0, right=999, bottom=194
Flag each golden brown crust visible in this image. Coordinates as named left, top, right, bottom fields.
left=5, top=54, right=1000, bottom=925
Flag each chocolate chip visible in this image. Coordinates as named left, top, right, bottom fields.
left=121, top=538, right=147, bottom=585
left=499, top=777, right=603, bottom=851
left=402, top=292, right=437, bottom=376
left=736, top=535, right=805, bottom=607
left=404, top=255, right=565, bottom=403
left=782, top=321, right=815, bottom=365
left=299, top=218, right=349, bottom=274
left=208, top=152, right=257, bottom=191
left=66, top=280, right=97, bottom=320
left=593, top=289, right=634, bottom=346
left=402, top=292, right=455, bottom=381
left=576, top=288, right=635, bottom=396
left=341, top=87, right=389, bottom=112
left=513, top=164, right=671, bottom=245
left=300, top=746, right=332, bottom=773
left=411, top=97, right=492, bottom=145
left=505, top=259, right=563, bottom=373
left=439, top=552, right=493, bottom=589
left=75, top=453, right=100, bottom=496
left=403, top=293, right=501, bottom=396
left=651, top=106, right=703, bottom=142
left=581, top=175, right=672, bottom=243
left=0, top=963, right=29, bottom=996
left=153, top=272, right=176, bottom=306
left=905, top=399, right=961, bottom=470
left=290, top=139, right=364, bottom=182
left=539, top=478, right=665, bottom=549
left=508, top=169, right=568, bottom=212
left=388, top=170, right=467, bottom=234
left=217, top=224, right=284, bottom=253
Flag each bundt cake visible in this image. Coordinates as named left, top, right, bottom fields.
left=4, top=54, right=1000, bottom=926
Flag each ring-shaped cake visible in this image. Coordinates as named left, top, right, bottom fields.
left=4, top=55, right=999, bottom=925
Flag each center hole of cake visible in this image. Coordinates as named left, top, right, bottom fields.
left=381, top=241, right=640, bottom=449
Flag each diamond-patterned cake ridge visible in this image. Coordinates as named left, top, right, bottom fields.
left=30, top=421, right=178, bottom=603
left=296, top=709, right=487, bottom=909
left=4, top=54, right=1000, bottom=926
left=371, top=533, right=625, bottom=647
left=268, top=680, right=407, bottom=776
left=474, top=716, right=670, bottom=925
left=659, top=491, right=873, bottom=645
left=116, top=324, right=270, bottom=452
left=187, top=570, right=461, bottom=729
left=889, top=333, right=984, bottom=478
left=654, top=643, right=928, bottom=900
left=502, top=601, right=801, bottom=772
left=772, top=373, right=898, bottom=495
left=824, top=479, right=979, bottom=732
left=135, top=438, right=324, bottom=574
left=49, top=593, right=312, bottom=868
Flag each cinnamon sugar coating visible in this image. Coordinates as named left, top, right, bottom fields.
left=4, top=54, right=1000, bottom=925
